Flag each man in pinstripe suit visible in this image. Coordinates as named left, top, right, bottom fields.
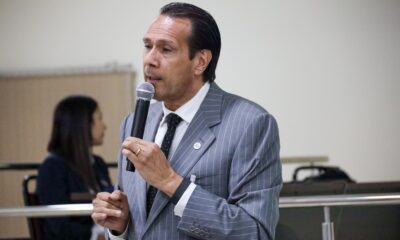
left=92, top=2, right=282, bottom=239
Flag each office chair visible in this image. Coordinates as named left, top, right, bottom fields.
left=22, top=175, right=44, bottom=240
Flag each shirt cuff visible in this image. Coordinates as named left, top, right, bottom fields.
left=108, top=224, right=128, bottom=240
left=173, top=183, right=197, bottom=217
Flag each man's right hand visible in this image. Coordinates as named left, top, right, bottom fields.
left=92, top=190, right=130, bottom=234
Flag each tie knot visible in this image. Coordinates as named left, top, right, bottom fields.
left=166, top=113, right=182, bottom=128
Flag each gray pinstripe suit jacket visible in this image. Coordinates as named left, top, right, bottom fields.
left=116, top=83, right=282, bottom=239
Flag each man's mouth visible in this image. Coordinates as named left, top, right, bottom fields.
left=146, top=75, right=162, bottom=84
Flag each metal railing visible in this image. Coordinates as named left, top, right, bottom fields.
left=1, top=193, right=400, bottom=240
left=279, top=193, right=400, bottom=240
left=0, top=204, right=93, bottom=217
left=279, top=192, right=400, bottom=208
left=0, top=155, right=326, bottom=171
left=0, top=162, right=118, bottom=171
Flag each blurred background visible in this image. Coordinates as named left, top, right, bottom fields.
left=0, top=0, right=399, bottom=238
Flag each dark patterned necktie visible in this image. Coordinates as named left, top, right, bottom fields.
left=146, top=113, right=182, bottom=215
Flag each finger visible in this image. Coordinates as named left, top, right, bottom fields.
left=109, top=190, right=128, bottom=203
left=106, top=191, right=127, bottom=209
left=122, top=148, right=137, bottom=161
left=95, top=191, right=111, bottom=200
left=93, top=205, right=123, bottom=218
left=126, top=136, right=144, bottom=143
left=122, top=140, right=143, bottom=156
left=121, top=139, right=132, bottom=148
left=123, top=137, right=152, bottom=149
left=92, top=212, right=107, bottom=223
left=93, top=191, right=122, bottom=209
left=92, top=198, right=120, bottom=211
left=122, top=137, right=140, bottom=148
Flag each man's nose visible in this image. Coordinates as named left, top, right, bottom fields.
left=144, top=48, right=160, bottom=68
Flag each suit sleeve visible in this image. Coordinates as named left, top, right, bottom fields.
left=177, top=113, right=282, bottom=240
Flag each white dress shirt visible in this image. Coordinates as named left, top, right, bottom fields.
left=109, top=82, right=210, bottom=239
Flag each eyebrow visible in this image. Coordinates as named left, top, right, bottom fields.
left=143, top=37, right=176, bottom=46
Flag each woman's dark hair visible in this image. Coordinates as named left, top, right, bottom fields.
left=160, top=2, right=221, bottom=83
left=48, top=95, right=100, bottom=192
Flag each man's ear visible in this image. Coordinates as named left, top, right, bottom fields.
left=194, top=49, right=212, bottom=76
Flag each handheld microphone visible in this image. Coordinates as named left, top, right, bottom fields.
left=126, top=82, right=155, bottom=172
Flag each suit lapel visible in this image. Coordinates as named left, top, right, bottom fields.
left=142, top=83, right=224, bottom=236
left=134, top=102, right=162, bottom=236
left=143, top=102, right=163, bottom=142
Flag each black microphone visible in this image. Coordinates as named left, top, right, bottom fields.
left=126, top=82, right=155, bottom=172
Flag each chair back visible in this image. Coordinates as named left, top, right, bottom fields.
left=22, top=175, right=44, bottom=240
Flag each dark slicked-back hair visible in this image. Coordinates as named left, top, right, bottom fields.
left=161, top=2, right=221, bottom=83
left=48, top=95, right=100, bottom=192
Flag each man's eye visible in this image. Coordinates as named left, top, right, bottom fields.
left=144, top=44, right=152, bottom=50
left=162, top=48, right=172, bottom=52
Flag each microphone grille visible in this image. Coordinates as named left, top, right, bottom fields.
left=136, top=82, right=155, bottom=100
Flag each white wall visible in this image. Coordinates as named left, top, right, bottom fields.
left=1, top=0, right=399, bottom=182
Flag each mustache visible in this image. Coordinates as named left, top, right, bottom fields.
left=145, top=72, right=162, bottom=80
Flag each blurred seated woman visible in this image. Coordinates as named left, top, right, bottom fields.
left=37, top=95, right=113, bottom=240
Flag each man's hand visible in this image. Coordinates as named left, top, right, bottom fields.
left=122, top=137, right=183, bottom=197
left=92, top=190, right=130, bottom=234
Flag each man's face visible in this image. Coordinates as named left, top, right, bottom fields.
left=143, top=15, right=204, bottom=110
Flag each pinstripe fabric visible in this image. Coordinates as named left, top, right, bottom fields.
left=116, top=83, right=282, bottom=240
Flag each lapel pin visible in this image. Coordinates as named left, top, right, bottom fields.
left=193, top=142, right=201, bottom=150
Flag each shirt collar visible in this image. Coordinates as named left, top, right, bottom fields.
left=161, top=82, right=210, bottom=124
